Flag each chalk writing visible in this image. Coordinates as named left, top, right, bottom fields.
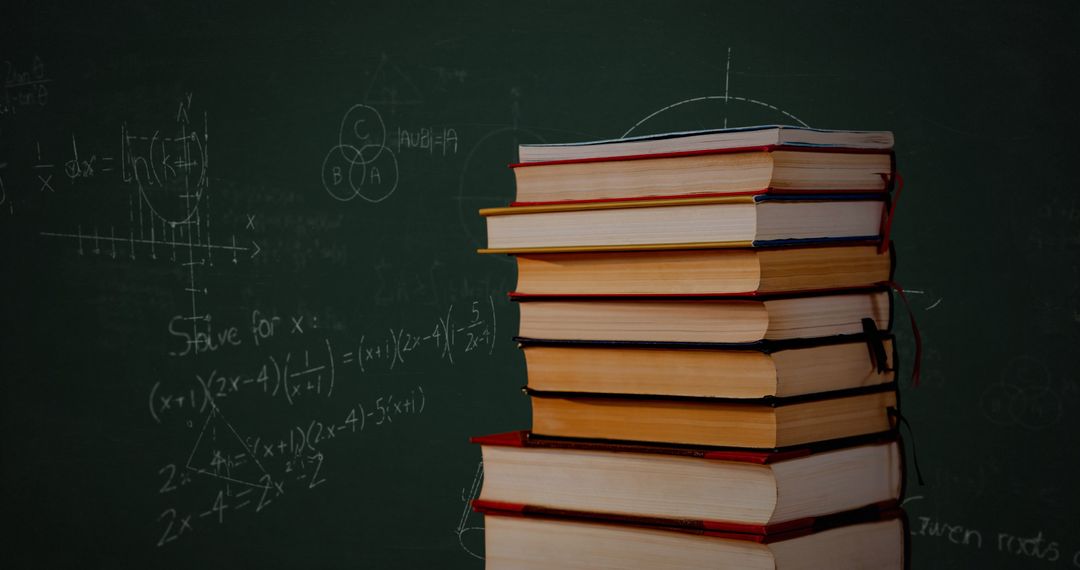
left=364, top=53, right=424, bottom=112
left=911, top=514, right=984, bottom=549
left=999, top=531, right=1062, bottom=563
left=455, top=459, right=485, bottom=560
left=455, top=125, right=546, bottom=254
left=980, top=356, right=1063, bottom=429
left=164, top=298, right=494, bottom=360
left=372, top=259, right=511, bottom=308
left=1027, top=195, right=1080, bottom=252
left=622, top=48, right=809, bottom=137
left=321, top=103, right=400, bottom=203
left=154, top=474, right=284, bottom=547
left=166, top=308, right=317, bottom=358
left=149, top=343, right=338, bottom=423
left=320, top=99, right=464, bottom=203
left=149, top=298, right=495, bottom=423
left=430, top=66, right=469, bottom=85
left=154, top=385, right=426, bottom=547
left=906, top=496, right=1080, bottom=565
left=2, top=56, right=50, bottom=118
left=394, top=126, right=459, bottom=155
left=28, top=94, right=260, bottom=378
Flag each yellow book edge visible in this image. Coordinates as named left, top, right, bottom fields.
left=478, top=195, right=757, bottom=216
left=477, top=240, right=756, bottom=255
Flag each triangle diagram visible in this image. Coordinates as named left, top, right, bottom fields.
left=185, top=403, right=272, bottom=488
left=455, top=459, right=486, bottom=560
left=363, top=53, right=424, bottom=111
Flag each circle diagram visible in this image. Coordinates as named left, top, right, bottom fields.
left=321, top=104, right=399, bottom=204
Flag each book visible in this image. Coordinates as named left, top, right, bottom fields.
left=480, top=508, right=906, bottom=570
left=511, top=147, right=893, bottom=204
left=516, top=289, right=891, bottom=344
left=479, top=195, right=886, bottom=254
left=512, top=244, right=892, bottom=296
left=519, top=334, right=895, bottom=399
left=472, top=430, right=903, bottom=531
left=517, top=125, right=895, bottom=163
left=528, top=384, right=898, bottom=448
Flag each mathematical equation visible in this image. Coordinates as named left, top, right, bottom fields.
left=150, top=298, right=496, bottom=422
left=165, top=297, right=495, bottom=358
left=319, top=103, right=462, bottom=204
left=394, top=125, right=459, bottom=155
left=3, top=92, right=210, bottom=224
left=1, top=56, right=50, bottom=118
left=371, top=259, right=512, bottom=308
left=154, top=385, right=425, bottom=547
left=166, top=309, right=325, bottom=358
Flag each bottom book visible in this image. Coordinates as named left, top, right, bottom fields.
left=479, top=506, right=908, bottom=570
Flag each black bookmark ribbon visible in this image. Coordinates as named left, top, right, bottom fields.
left=888, top=406, right=925, bottom=486
left=861, top=318, right=892, bottom=374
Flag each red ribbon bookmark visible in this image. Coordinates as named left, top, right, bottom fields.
left=881, top=279, right=921, bottom=387
left=878, top=172, right=903, bottom=254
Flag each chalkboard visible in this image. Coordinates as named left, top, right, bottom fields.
left=2, top=2, right=1079, bottom=568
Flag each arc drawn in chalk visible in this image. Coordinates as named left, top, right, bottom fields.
left=622, top=48, right=810, bottom=138
left=454, top=459, right=485, bottom=560
left=455, top=126, right=547, bottom=265
left=126, top=108, right=211, bottom=226
left=622, top=95, right=811, bottom=138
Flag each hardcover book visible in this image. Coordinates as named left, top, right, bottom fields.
left=480, top=507, right=907, bottom=569
left=519, top=334, right=895, bottom=399
left=472, top=430, right=903, bottom=532
left=517, top=125, right=895, bottom=162
left=527, top=384, right=899, bottom=448
left=480, top=195, right=887, bottom=254
left=516, top=289, right=892, bottom=344
left=511, top=244, right=893, bottom=296
left=510, top=146, right=894, bottom=204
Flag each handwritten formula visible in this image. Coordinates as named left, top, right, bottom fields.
left=1, top=55, right=50, bottom=119
left=154, top=384, right=425, bottom=547
left=147, top=294, right=499, bottom=548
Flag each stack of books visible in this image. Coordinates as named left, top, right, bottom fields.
left=472, top=125, right=909, bottom=569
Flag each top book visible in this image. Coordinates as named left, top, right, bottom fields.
left=517, top=125, right=895, bottom=163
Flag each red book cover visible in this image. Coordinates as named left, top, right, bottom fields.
left=473, top=496, right=904, bottom=544
left=471, top=430, right=908, bottom=536
left=470, top=429, right=897, bottom=465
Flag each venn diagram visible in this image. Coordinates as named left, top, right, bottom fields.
left=321, top=104, right=400, bottom=203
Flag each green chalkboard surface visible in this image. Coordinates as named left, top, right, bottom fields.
left=3, top=2, right=1079, bottom=568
